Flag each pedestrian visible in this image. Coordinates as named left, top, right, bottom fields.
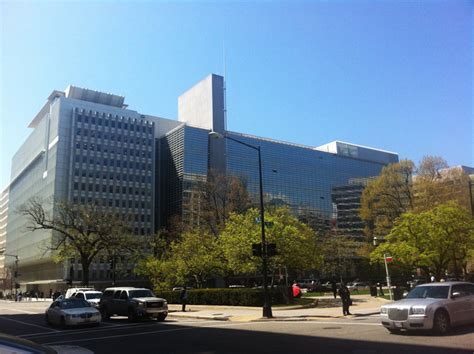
left=331, top=280, right=337, bottom=299
left=292, top=281, right=301, bottom=298
left=430, top=275, right=436, bottom=282
left=338, top=283, right=352, bottom=316
left=49, top=289, right=52, bottom=299
left=180, top=286, right=188, bottom=312
left=35, top=291, right=39, bottom=301
left=378, top=282, right=384, bottom=296
left=18, top=291, right=23, bottom=302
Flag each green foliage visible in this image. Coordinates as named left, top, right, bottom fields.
left=219, top=207, right=322, bottom=275
left=158, top=288, right=290, bottom=306
left=360, top=160, right=414, bottom=238
left=370, top=203, right=474, bottom=279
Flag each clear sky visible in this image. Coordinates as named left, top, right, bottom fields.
left=1, top=0, right=472, bottom=188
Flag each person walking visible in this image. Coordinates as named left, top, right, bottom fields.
left=292, top=281, right=301, bottom=298
left=331, top=280, right=337, bottom=299
left=180, top=286, right=188, bottom=312
left=338, top=283, right=352, bottom=316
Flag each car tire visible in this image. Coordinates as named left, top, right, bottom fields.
left=432, top=309, right=450, bottom=335
left=156, top=313, right=167, bottom=322
left=100, top=307, right=110, bottom=320
left=128, top=308, right=137, bottom=322
left=60, top=317, right=67, bottom=329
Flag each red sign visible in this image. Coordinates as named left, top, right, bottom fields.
left=385, top=256, right=393, bottom=262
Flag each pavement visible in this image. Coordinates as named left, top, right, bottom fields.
left=166, top=294, right=389, bottom=322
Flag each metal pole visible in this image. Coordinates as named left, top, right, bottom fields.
left=258, top=147, right=272, bottom=318
left=384, top=253, right=393, bottom=300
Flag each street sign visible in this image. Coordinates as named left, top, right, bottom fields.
left=385, top=256, right=393, bottom=263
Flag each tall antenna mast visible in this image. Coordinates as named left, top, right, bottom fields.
left=223, top=42, right=227, bottom=131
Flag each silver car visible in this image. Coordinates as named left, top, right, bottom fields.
left=46, top=298, right=101, bottom=328
left=380, top=281, right=474, bottom=334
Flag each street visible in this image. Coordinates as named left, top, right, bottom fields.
left=0, top=301, right=473, bottom=354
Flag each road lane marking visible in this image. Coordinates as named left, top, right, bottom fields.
left=22, top=320, right=222, bottom=338
left=0, top=307, right=39, bottom=315
left=43, top=320, right=383, bottom=345
left=0, top=316, right=60, bottom=332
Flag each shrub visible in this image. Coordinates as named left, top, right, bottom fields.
left=157, top=287, right=291, bottom=306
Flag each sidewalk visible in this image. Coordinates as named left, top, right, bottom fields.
left=167, top=294, right=389, bottom=322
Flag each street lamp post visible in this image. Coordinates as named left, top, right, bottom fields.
left=209, top=131, right=273, bottom=318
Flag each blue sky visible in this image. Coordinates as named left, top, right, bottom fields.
left=1, top=0, right=472, bottom=188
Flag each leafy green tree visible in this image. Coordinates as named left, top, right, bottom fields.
left=19, top=198, right=135, bottom=286
left=219, top=207, right=322, bottom=279
left=360, top=160, right=415, bottom=238
left=370, top=203, right=474, bottom=279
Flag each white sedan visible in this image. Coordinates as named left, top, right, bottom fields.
left=46, top=298, right=101, bottom=328
left=380, top=282, right=474, bottom=335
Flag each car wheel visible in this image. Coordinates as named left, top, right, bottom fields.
left=156, top=313, right=167, bottom=322
left=128, top=308, right=137, bottom=322
left=432, top=310, right=450, bottom=335
left=60, top=317, right=67, bottom=329
left=100, top=307, right=110, bottom=320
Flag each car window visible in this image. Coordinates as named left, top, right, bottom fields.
left=103, top=290, right=114, bottom=298
left=59, top=299, right=91, bottom=309
left=466, top=284, right=474, bottom=295
left=85, top=292, right=102, bottom=300
left=120, top=291, right=128, bottom=300
left=129, top=290, right=154, bottom=298
left=113, top=290, right=121, bottom=299
left=406, top=286, right=449, bottom=299
left=451, top=284, right=469, bottom=297
left=75, top=293, right=85, bottom=300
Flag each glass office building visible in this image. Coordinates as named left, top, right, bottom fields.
left=4, top=74, right=398, bottom=292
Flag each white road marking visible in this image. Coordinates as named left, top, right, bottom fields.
left=43, top=320, right=382, bottom=345
left=22, top=320, right=221, bottom=338
left=0, top=307, right=39, bottom=315
left=0, top=316, right=60, bottom=332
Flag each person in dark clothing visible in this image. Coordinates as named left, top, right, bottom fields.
left=338, top=283, right=352, bottom=316
left=180, top=287, right=188, bottom=312
left=331, top=280, right=337, bottom=299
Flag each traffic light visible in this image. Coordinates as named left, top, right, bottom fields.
left=267, top=243, right=277, bottom=257
left=108, top=256, right=115, bottom=268
left=252, top=243, right=262, bottom=257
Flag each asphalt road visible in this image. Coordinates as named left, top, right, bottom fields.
left=1, top=301, right=473, bottom=354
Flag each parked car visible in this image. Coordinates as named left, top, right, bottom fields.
left=99, top=287, right=168, bottom=322
left=45, top=298, right=101, bottom=328
left=65, top=287, right=95, bottom=299
left=347, top=282, right=370, bottom=292
left=380, top=282, right=474, bottom=335
left=297, top=279, right=320, bottom=289
left=72, top=290, right=103, bottom=308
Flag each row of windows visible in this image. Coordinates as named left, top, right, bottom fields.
left=75, top=142, right=152, bottom=157
left=74, top=155, right=151, bottom=170
left=73, top=182, right=151, bottom=197
left=71, top=195, right=152, bottom=214
left=76, top=128, right=153, bottom=146
left=76, top=114, right=153, bottom=134
left=74, top=169, right=152, bottom=183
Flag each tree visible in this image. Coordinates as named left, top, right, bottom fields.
left=183, top=170, right=251, bottom=235
left=413, top=157, right=471, bottom=212
left=136, top=228, right=224, bottom=290
left=360, top=160, right=415, bottom=238
left=19, top=198, right=135, bottom=286
left=370, top=203, right=474, bottom=280
left=319, top=234, right=366, bottom=282
left=219, top=207, right=322, bottom=279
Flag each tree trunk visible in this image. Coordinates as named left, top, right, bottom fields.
left=81, top=255, right=91, bottom=286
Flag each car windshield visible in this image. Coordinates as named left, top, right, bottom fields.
left=129, top=290, right=154, bottom=298
left=86, top=293, right=102, bottom=300
left=60, top=299, right=91, bottom=309
left=406, top=286, right=449, bottom=299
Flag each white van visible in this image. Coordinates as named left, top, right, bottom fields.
left=65, top=287, right=95, bottom=299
